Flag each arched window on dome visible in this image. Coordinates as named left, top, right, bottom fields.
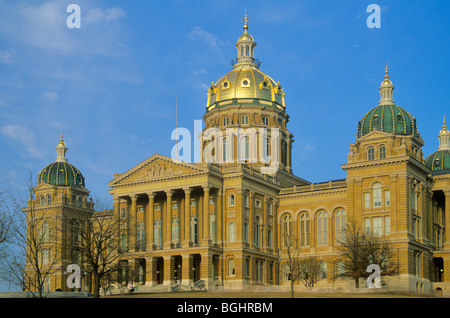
left=240, top=46, right=244, bottom=58
left=72, top=195, right=76, bottom=205
left=47, top=194, right=52, bottom=205
left=368, top=147, right=375, bottom=160
left=241, top=115, right=249, bottom=125
left=379, top=145, right=386, bottom=159
left=245, top=45, right=249, bottom=56
left=239, top=136, right=250, bottom=161
left=262, top=116, right=269, bottom=126
left=58, top=171, right=65, bottom=185
left=40, top=195, right=45, bottom=205
left=223, top=117, right=229, bottom=127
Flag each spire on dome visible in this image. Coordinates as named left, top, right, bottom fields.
left=232, top=11, right=259, bottom=70
left=438, top=115, right=450, bottom=151
left=55, top=131, right=68, bottom=162
left=378, top=63, right=395, bottom=105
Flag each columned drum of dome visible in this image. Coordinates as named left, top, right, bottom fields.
left=37, top=133, right=85, bottom=187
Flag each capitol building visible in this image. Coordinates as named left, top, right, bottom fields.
left=25, top=16, right=450, bottom=295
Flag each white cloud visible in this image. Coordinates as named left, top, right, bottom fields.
left=42, top=91, right=59, bottom=102
left=0, top=125, right=43, bottom=158
left=84, top=7, right=126, bottom=24
left=188, top=26, right=230, bottom=47
left=0, top=50, right=16, bottom=65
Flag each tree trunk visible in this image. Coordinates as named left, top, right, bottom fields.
left=93, top=272, right=100, bottom=298
left=355, top=277, right=359, bottom=288
left=290, top=279, right=294, bottom=298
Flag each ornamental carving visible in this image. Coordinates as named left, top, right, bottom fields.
left=136, top=162, right=183, bottom=180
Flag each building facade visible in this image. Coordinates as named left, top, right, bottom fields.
left=27, top=17, right=450, bottom=295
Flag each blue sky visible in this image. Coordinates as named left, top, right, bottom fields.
left=0, top=0, right=449, bottom=206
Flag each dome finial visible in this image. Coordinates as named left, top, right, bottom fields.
left=242, top=10, right=250, bottom=31
left=55, top=131, right=68, bottom=162
left=438, top=115, right=450, bottom=150
left=378, top=63, right=394, bottom=105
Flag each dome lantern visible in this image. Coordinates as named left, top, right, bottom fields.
left=55, top=131, right=68, bottom=163
left=232, top=12, right=260, bottom=70
left=378, top=63, right=395, bottom=106
left=438, top=115, right=450, bottom=151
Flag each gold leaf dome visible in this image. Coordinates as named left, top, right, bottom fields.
left=206, top=14, right=285, bottom=110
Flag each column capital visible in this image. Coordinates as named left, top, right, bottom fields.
left=202, top=185, right=211, bottom=192
left=165, top=190, right=174, bottom=197
left=183, top=187, right=192, bottom=195
left=130, top=194, right=138, bottom=202
left=147, top=192, right=155, bottom=199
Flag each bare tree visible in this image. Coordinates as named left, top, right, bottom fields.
left=65, top=203, right=136, bottom=298
left=279, top=218, right=303, bottom=298
left=336, top=220, right=397, bottom=288
left=6, top=174, right=61, bottom=297
left=298, top=256, right=322, bottom=288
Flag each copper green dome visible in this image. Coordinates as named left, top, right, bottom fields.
left=357, top=67, right=419, bottom=139
left=425, top=117, right=450, bottom=174
left=37, top=133, right=85, bottom=187
left=357, top=104, right=419, bottom=139
left=425, top=150, right=450, bottom=174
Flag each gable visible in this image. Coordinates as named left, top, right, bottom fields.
left=108, top=154, right=209, bottom=186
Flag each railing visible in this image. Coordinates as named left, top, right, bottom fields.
left=279, top=179, right=347, bottom=195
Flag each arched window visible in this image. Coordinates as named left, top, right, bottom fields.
left=262, top=116, right=269, bottom=126
left=78, top=196, right=83, bottom=207
left=121, top=207, right=127, bottom=218
left=240, top=46, right=244, bottom=57
left=336, top=261, right=346, bottom=278
left=299, top=213, right=310, bottom=246
left=223, top=117, right=229, bottom=127
left=335, top=209, right=346, bottom=243
left=239, top=136, right=250, bottom=161
left=245, top=45, right=249, bottom=56
left=317, top=211, right=328, bottom=245
left=379, top=145, right=386, bottom=159
left=228, top=258, right=235, bottom=275
left=47, top=194, right=52, bottom=205
left=368, top=147, right=375, bottom=160
left=229, top=194, right=235, bottom=207
left=72, top=195, right=76, bottom=205
left=244, top=194, right=249, bottom=207
left=228, top=222, right=236, bottom=242
left=222, top=138, right=230, bottom=162
left=267, top=229, right=272, bottom=248
left=263, top=137, right=270, bottom=162
left=241, top=115, right=249, bottom=125
left=373, top=183, right=382, bottom=207
left=282, top=214, right=293, bottom=248
left=42, top=222, right=49, bottom=242
left=40, top=195, right=45, bottom=205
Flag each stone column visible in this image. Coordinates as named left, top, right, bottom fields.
left=202, top=186, right=210, bottom=244
left=200, top=253, right=212, bottom=288
left=165, top=190, right=173, bottom=248
left=130, top=194, right=137, bottom=251
left=183, top=188, right=192, bottom=247
left=182, top=254, right=194, bottom=286
left=163, top=256, right=175, bottom=287
left=263, top=196, right=268, bottom=251
left=248, top=190, right=254, bottom=247
left=444, top=191, right=450, bottom=244
left=216, top=189, right=223, bottom=245
left=146, top=193, right=155, bottom=250
left=145, top=257, right=157, bottom=287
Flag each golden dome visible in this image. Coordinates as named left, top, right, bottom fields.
left=207, top=68, right=284, bottom=108
left=206, top=13, right=285, bottom=110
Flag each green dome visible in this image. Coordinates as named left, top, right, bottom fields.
left=357, top=104, right=419, bottom=139
left=37, top=132, right=85, bottom=187
left=425, top=150, right=450, bottom=174
left=38, top=161, right=85, bottom=187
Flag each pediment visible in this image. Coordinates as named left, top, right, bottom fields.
left=358, top=129, right=392, bottom=141
left=109, top=154, right=208, bottom=186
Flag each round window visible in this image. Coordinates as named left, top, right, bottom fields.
left=243, top=80, right=249, bottom=86
left=223, top=82, right=228, bottom=88
left=263, top=81, right=268, bottom=87
left=435, top=159, right=441, bottom=167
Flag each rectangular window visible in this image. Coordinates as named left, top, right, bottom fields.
left=385, top=190, right=390, bottom=206
left=190, top=199, right=196, bottom=207
left=255, top=199, right=262, bottom=208
left=385, top=216, right=390, bottom=235
left=138, top=206, right=144, bottom=213
left=364, top=193, right=370, bottom=209
left=373, top=217, right=382, bottom=237
left=154, top=204, right=161, bottom=211
left=364, top=218, right=371, bottom=235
